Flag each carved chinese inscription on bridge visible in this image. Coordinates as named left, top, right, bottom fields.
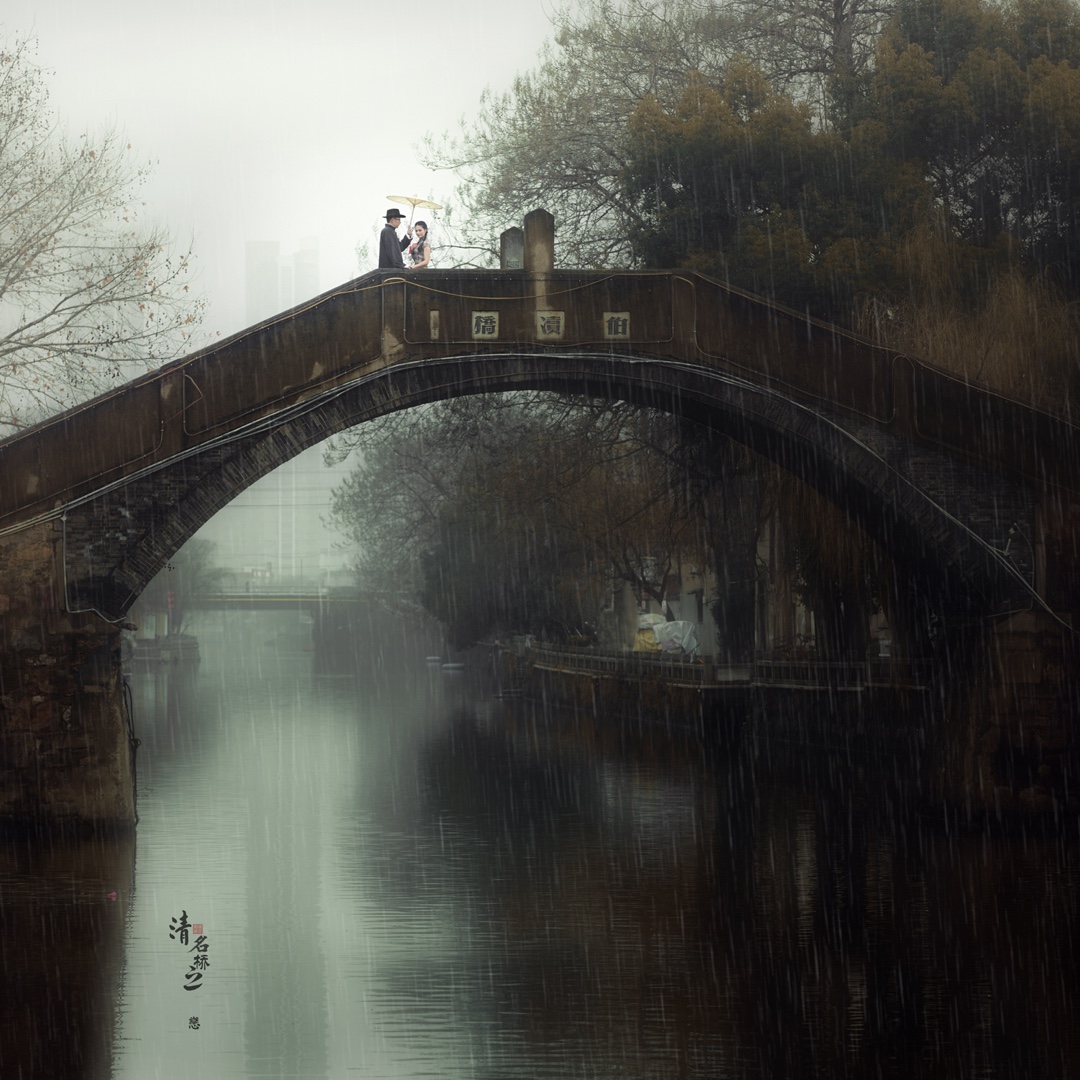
left=471, top=311, right=499, bottom=339
left=604, top=311, right=631, bottom=339
left=536, top=311, right=565, bottom=340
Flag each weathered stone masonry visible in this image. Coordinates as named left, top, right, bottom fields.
left=0, top=523, right=132, bottom=828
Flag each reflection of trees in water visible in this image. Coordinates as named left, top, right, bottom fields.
left=361, top=701, right=1080, bottom=1077
left=743, top=746, right=1080, bottom=1078
left=312, top=601, right=442, bottom=680
left=374, top=706, right=751, bottom=1075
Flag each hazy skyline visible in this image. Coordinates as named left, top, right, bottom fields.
left=3, top=0, right=557, bottom=340
left=2, top=2, right=561, bottom=573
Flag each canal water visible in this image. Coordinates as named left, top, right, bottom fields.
left=4, top=607, right=1079, bottom=1078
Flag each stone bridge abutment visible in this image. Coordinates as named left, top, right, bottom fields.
left=0, top=522, right=132, bottom=828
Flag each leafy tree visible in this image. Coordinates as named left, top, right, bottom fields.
left=623, top=64, right=929, bottom=319
left=419, top=491, right=601, bottom=648
left=854, top=0, right=1080, bottom=404
left=725, top=0, right=897, bottom=123
left=425, top=0, right=903, bottom=268
left=0, top=36, right=205, bottom=433
left=425, top=0, right=745, bottom=268
left=329, top=395, right=716, bottom=647
left=330, top=396, right=595, bottom=644
left=620, top=0, right=1080, bottom=407
left=868, top=0, right=1080, bottom=286
left=326, top=401, right=492, bottom=616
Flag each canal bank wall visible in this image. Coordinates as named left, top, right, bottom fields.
left=494, top=643, right=925, bottom=744
left=493, top=636, right=1079, bottom=819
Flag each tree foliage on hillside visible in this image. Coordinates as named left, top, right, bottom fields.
left=620, top=0, right=1080, bottom=408
left=0, top=36, right=205, bottom=433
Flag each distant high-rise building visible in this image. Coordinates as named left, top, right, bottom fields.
left=245, top=238, right=320, bottom=326
left=279, top=265, right=294, bottom=312
left=245, top=240, right=280, bottom=325
left=293, top=237, right=320, bottom=302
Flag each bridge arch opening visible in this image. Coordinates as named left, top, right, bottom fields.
left=60, top=351, right=1038, bottom=632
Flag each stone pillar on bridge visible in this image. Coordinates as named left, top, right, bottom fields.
left=0, top=522, right=134, bottom=830
left=500, top=227, right=524, bottom=269
left=523, top=209, right=555, bottom=273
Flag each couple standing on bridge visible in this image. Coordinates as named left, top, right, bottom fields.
left=379, top=208, right=432, bottom=269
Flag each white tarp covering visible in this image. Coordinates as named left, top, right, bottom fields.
left=652, top=620, right=700, bottom=656
left=632, top=617, right=700, bottom=657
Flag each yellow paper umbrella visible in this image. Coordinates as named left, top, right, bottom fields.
left=386, top=195, right=444, bottom=224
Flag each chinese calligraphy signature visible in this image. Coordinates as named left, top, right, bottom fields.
left=169, top=910, right=210, bottom=994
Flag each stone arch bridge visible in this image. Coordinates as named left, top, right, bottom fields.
left=1, top=218, right=1077, bottom=827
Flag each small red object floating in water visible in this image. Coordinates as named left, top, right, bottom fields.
left=106, top=891, right=117, bottom=901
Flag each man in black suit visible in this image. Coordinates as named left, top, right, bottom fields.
left=378, top=208, right=410, bottom=269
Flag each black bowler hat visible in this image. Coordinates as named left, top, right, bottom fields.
left=385, top=208, right=405, bottom=220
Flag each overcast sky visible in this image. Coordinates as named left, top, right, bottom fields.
left=4, top=0, right=556, bottom=340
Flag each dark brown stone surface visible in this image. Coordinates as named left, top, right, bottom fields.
left=0, top=524, right=134, bottom=828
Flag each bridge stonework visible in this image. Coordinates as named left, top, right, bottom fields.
left=0, top=523, right=132, bottom=828
left=0, top=256, right=1076, bottom=827
left=922, top=612, right=1079, bottom=817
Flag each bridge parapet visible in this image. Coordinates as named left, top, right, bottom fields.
left=1, top=269, right=1075, bottom=534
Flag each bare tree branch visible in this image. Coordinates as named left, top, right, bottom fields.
left=0, top=36, right=206, bottom=433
